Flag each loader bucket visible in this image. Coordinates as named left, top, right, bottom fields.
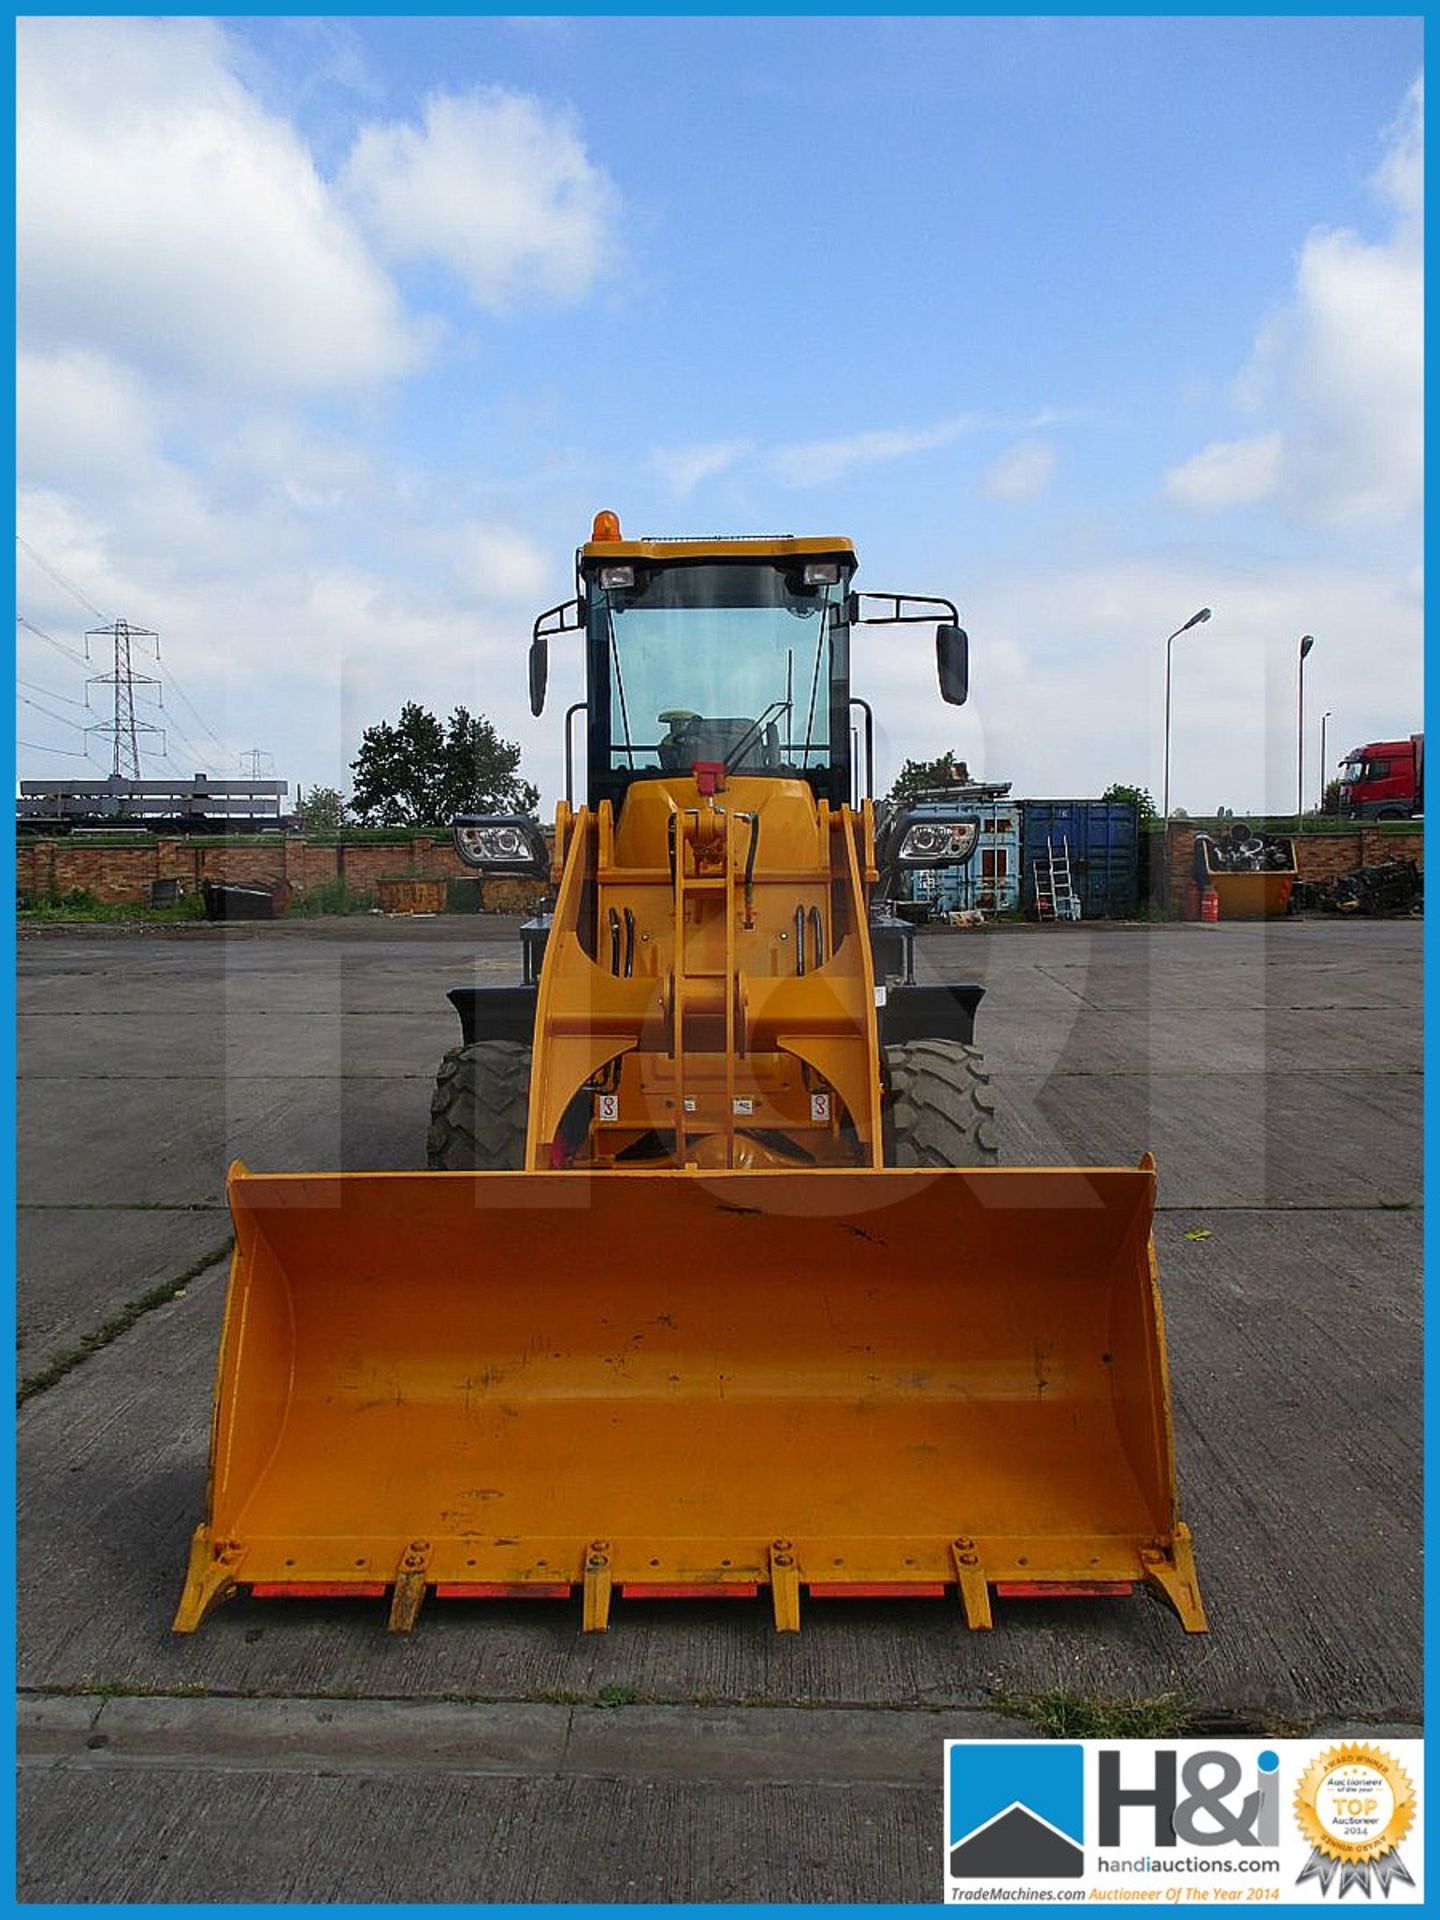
left=175, top=1161, right=1205, bottom=1634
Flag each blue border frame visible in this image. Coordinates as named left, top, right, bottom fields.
left=8, top=6, right=1428, bottom=1913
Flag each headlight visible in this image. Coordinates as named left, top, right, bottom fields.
left=453, top=816, right=547, bottom=872
left=897, top=819, right=979, bottom=864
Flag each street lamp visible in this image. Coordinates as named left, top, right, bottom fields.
left=1297, top=635, right=1315, bottom=818
left=1162, top=608, right=1212, bottom=904
left=1162, top=607, right=1213, bottom=826
left=1319, top=709, right=1333, bottom=813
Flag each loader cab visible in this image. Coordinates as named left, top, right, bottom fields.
left=578, top=541, right=859, bottom=814
left=525, top=516, right=970, bottom=820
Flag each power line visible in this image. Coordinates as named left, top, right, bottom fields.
left=159, top=664, right=238, bottom=770
left=17, top=739, right=93, bottom=758
left=18, top=692, right=87, bottom=732
left=136, top=707, right=211, bottom=774
left=17, top=614, right=90, bottom=670
left=17, top=678, right=89, bottom=710
left=16, top=535, right=109, bottom=620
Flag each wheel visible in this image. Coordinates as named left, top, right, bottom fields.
left=426, top=1040, right=531, bottom=1170
left=883, top=1038, right=998, bottom=1167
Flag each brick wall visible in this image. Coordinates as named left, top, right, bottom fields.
left=1164, top=824, right=1423, bottom=901
left=15, top=834, right=551, bottom=913
left=20, top=823, right=1422, bottom=915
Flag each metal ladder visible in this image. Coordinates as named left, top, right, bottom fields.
left=1034, top=835, right=1081, bottom=922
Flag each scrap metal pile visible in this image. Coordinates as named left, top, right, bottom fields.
left=1292, top=859, right=1423, bottom=917
left=1193, top=826, right=1295, bottom=873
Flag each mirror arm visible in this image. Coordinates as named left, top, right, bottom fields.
left=850, top=591, right=961, bottom=627
left=532, top=597, right=584, bottom=642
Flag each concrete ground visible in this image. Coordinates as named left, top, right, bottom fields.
left=16, top=915, right=1422, bottom=1902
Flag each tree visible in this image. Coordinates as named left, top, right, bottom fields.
left=887, top=752, right=972, bottom=806
left=295, top=784, right=346, bottom=834
left=1101, top=781, right=1158, bottom=824
left=349, top=702, right=540, bottom=828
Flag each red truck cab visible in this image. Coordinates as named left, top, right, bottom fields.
left=1337, top=734, right=1424, bottom=819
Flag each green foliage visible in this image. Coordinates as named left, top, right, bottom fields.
left=17, top=887, right=205, bottom=924
left=887, top=752, right=972, bottom=805
left=295, top=784, right=347, bottom=833
left=996, top=1688, right=1191, bottom=1740
left=1101, top=782, right=1157, bottom=824
left=349, top=701, right=539, bottom=828
left=287, top=879, right=376, bottom=917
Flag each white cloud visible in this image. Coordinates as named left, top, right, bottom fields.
left=768, top=417, right=977, bottom=489
left=1376, top=74, right=1424, bottom=223
left=650, top=439, right=753, bottom=497
left=1165, top=76, right=1422, bottom=527
left=342, top=89, right=620, bottom=312
left=984, top=439, right=1057, bottom=503
left=17, top=17, right=423, bottom=392
left=15, top=477, right=567, bottom=796
left=852, top=553, right=1422, bottom=816
left=17, top=350, right=164, bottom=486
left=448, top=523, right=552, bottom=605
left=1164, top=432, right=1283, bottom=512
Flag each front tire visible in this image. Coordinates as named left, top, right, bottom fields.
left=883, top=1038, right=998, bottom=1167
left=427, top=1040, right=531, bottom=1170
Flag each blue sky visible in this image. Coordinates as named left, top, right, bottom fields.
left=16, top=15, right=1423, bottom=813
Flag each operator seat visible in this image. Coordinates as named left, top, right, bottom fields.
left=657, top=717, right=781, bottom=773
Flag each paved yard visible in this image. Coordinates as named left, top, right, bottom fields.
left=16, top=915, right=1422, bottom=1902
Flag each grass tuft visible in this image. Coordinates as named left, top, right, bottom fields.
left=18, top=1240, right=233, bottom=1406
left=995, top=1686, right=1192, bottom=1740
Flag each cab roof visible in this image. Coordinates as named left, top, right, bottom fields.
left=580, top=533, right=857, bottom=566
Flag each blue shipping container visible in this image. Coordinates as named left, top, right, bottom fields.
left=902, top=799, right=1022, bottom=915
left=1020, top=801, right=1140, bottom=919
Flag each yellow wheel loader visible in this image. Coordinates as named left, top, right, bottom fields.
left=175, top=514, right=1206, bottom=1637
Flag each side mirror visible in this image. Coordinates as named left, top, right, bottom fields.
left=528, top=596, right=584, bottom=717
left=937, top=624, right=969, bottom=706
left=528, top=633, right=548, bottom=717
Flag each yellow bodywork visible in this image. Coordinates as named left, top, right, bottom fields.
left=175, top=628, right=1206, bottom=1636
left=175, top=1159, right=1203, bottom=1633
left=528, top=778, right=884, bottom=1170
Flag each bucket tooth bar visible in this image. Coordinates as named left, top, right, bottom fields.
left=175, top=1531, right=1205, bottom=1634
